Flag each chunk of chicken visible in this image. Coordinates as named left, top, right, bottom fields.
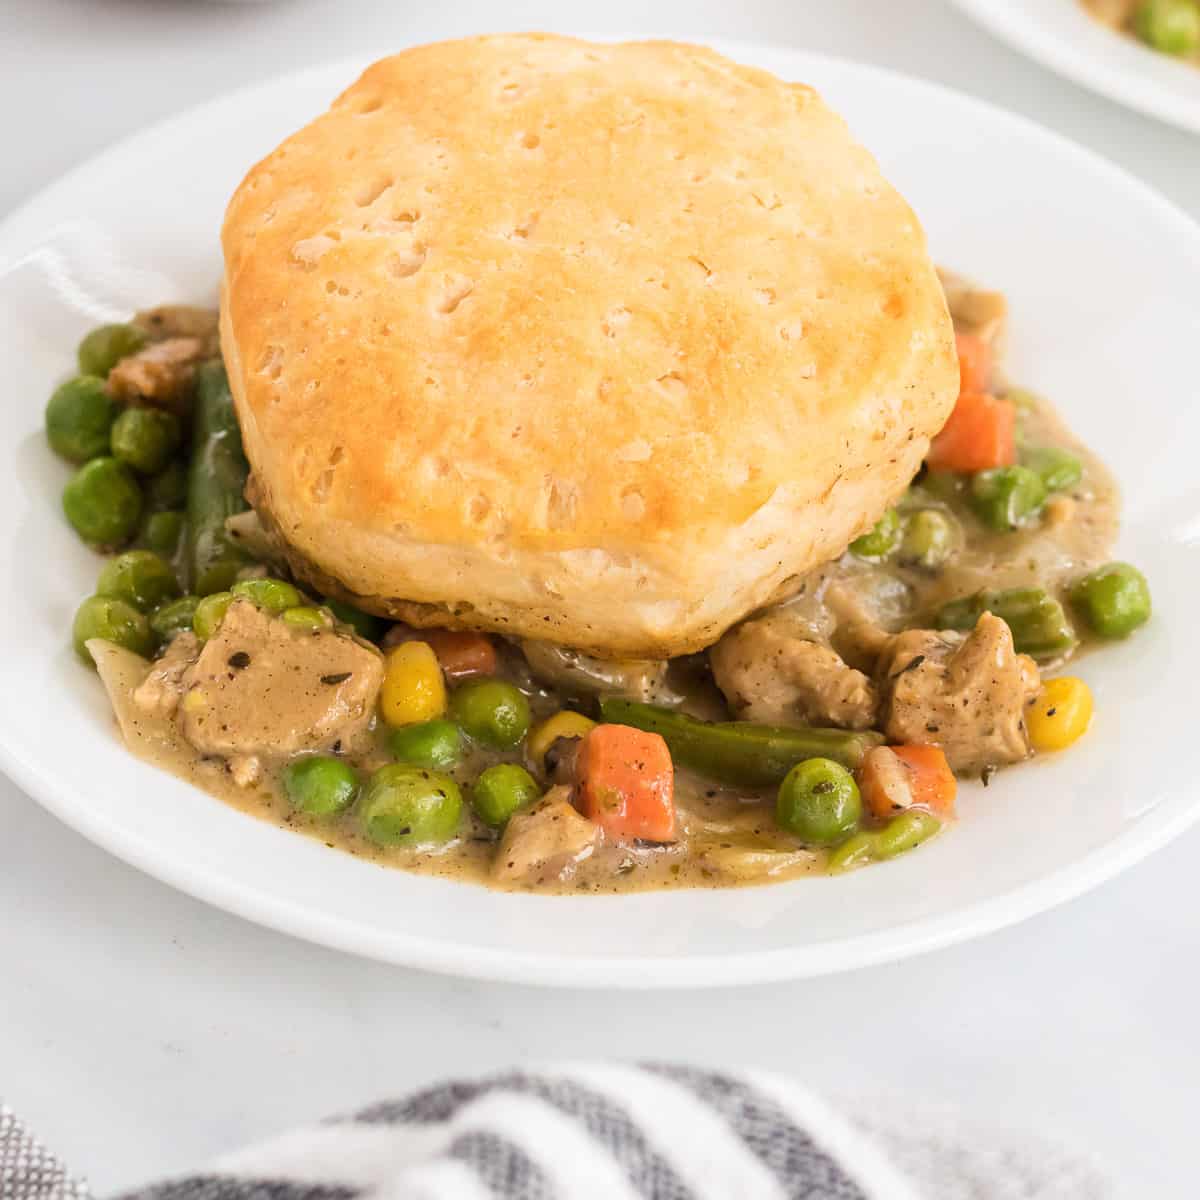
left=709, top=611, right=878, bottom=730
left=134, top=305, right=220, bottom=357
left=521, top=640, right=670, bottom=703
left=178, top=599, right=383, bottom=759
left=939, top=268, right=1008, bottom=349
left=106, top=337, right=207, bottom=408
left=492, top=786, right=598, bottom=886
left=876, top=613, right=1040, bottom=773
left=132, top=632, right=201, bottom=719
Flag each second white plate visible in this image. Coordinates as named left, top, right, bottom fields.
left=952, top=0, right=1200, bottom=133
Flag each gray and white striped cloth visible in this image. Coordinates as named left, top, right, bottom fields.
left=4, top=1064, right=1109, bottom=1200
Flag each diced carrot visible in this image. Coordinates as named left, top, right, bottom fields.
left=859, top=744, right=957, bottom=820
left=383, top=626, right=498, bottom=679
left=955, top=331, right=993, bottom=395
left=578, top=723, right=676, bottom=842
left=926, top=392, right=1016, bottom=473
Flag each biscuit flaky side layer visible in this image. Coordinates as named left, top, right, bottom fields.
left=221, top=33, right=958, bottom=658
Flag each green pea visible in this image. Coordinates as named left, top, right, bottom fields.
left=849, top=508, right=901, bottom=560
left=1022, top=446, right=1082, bottom=494
left=231, top=577, right=302, bottom=614
left=359, top=764, right=462, bottom=846
left=776, top=757, right=862, bottom=846
left=826, top=831, right=877, bottom=873
left=150, top=594, right=201, bottom=642
left=72, top=595, right=154, bottom=665
left=899, top=509, right=957, bottom=569
left=62, top=456, right=142, bottom=547
left=388, top=719, right=463, bottom=770
left=969, top=465, right=1047, bottom=531
left=323, top=598, right=386, bottom=641
left=144, top=460, right=188, bottom=510
left=449, top=679, right=532, bottom=750
left=77, top=322, right=146, bottom=378
left=282, top=756, right=359, bottom=817
left=472, top=763, right=540, bottom=828
left=96, top=549, right=179, bottom=612
left=875, top=810, right=942, bottom=859
left=1069, top=562, right=1151, bottom=639
left=45, top=376, right=115, bottom=463
left=110, top=407, right=182, bottom=475
left=144, top=509, right=184, bottom=556
left=280, top=605, right=332, bottom=632
left=1134, top=0, right=1200, bottom=54
left=192, top=591, right=234, bottom=640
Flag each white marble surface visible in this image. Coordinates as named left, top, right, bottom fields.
left=1, top=1, right=1197, bottom=1195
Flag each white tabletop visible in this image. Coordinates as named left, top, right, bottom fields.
left=2, top=2, right=1197, bottom=1195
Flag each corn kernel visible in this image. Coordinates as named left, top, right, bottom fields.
left=1027, top=676, right=1093, bottom=752
left=380, top=641, right=446, bottom=728
left=527, top=710, right=596, bottom=768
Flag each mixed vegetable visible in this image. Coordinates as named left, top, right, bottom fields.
left=1083, top=0, right=1200, bottom=62
left=50, top=282, right=1152, bottom=892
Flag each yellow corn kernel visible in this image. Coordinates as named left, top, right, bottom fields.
left=380, top=641, right=446, bottom=728
left=527, top=710, right=596, bottom=767
left=181, top=688, right=207, bottom=714
left=1027, top=676, right=1093, bottom=752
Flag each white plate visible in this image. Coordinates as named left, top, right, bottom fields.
left=951, top=0, right=1200, bottom=133
left=2, top=42, right=1198, bottom=988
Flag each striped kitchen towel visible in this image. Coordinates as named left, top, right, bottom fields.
left=6, top=1064, right=1110, bottom=1200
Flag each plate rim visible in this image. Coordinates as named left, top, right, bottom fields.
left=4, top=40, right=1200, bottom=988
left=949, top=0, right=1200, bottom=134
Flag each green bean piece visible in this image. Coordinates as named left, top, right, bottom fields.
left=186, top=362, right=251, bottom=595
left=144, top=460, right=188, bottom=510
left=192, top=591, right=234, bottom=640
left=450, top=679, right=532, bottom=750
left=598, top=699, right=883, bottom=787
left=280, top=605, right=332, bottom=633
left=45, top=376, right=115, bottom=463
left=934, top=587, right=1077, bottom=661
left=1069, top=562, right=1151, bottom=639
left=776, top=758, right=861, bottom=845
left=899, top=509, right=957, bottom=569
left=96, top=549, right=179, bottom=612
left=62, top=456, right=142, bottom=547
left=359, top=765, right=462, bottom=846
left=388, top=719, right=463, bottom=770
left=150, top=594, right=201, bottom=642
left=1134, top=0, right=1200, bottom=54
left=849, top=508, right=901, bottom=560
left=282, top=756, right=359, bottom=818
left=77, top=322, right=146, bottom=378
left=110, top=407, right=182, bottom=475
left=323, top=598, right=387, bottom=641
left=473, top=763, right=540, bottom=829
left=72, top=595, right=154, bottom=665
left=144, top=510, right=185, bottom=557
left=1022, top=446, right=1082, bottom=494
left=231, top=577, right=302, bottom=614
left=969, top=465, right=1047, bottom=531
left=826, top=831, right=878, bottom=873
left=875, top=810, right=942, bottom=859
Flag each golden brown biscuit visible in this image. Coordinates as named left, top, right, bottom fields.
left=221, top=34, right=957, bottom=658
